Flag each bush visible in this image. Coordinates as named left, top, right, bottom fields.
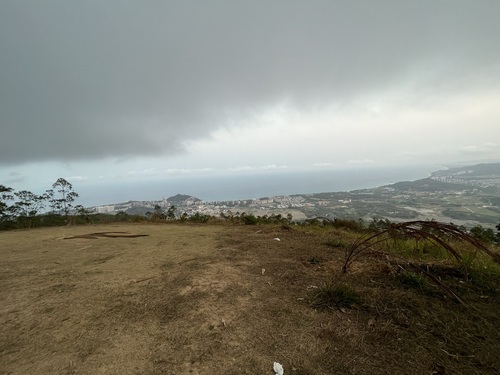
left=368, top=218, right=393, bottom=232
left=469, top=225, right=497, bottom=244
left=189, top=212, right=211, bottom=223
left=241, top=214, right=258, bottom=225
left=329, top=218, right=365, bottom=232
left=115, top=211, right=129, bottom=222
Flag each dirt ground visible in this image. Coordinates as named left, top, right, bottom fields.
left=1, top=223, right=499, bottom=374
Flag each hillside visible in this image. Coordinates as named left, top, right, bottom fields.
left=431, top=163, right=500, bottom=178
left=389, top=178, right=467, bottom=192
left=166, top=194, right=202, bottom=204
left=1, top=223, right=499, bottom=374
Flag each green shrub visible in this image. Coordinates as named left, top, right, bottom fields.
left=189, top=212, right=211, bottom=223
left=329, top=218, right=365, bottom=232
left=470, top=225, right=497, bottom=244
left=312, top=283, right=361, bottom=309
left=241, top=214, right=258, bottom=225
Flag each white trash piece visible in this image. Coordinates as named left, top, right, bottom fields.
left=273, top=361, right=284, bottom=375
left=273, top=238, right=281, bottom=241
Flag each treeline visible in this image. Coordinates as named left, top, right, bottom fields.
left=0, top=178, right=80, bottom=229
left=1, top=180, right=499, bottom=244
left=114, top=208, right=294, bottom=226
left=117, top=208, right=500, bottom=244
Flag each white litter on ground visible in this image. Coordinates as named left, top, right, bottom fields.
left=273, top=238, right=281, bottom=241
left=273, top=361, right=284, bottom=375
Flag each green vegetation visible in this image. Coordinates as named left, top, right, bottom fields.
left=398, top=271, right=427, bottom=290
left=470, top=224, right=498, bottom=243
left=339, top=220, right=500, bottom=310
left=1, top=178, right=79, bottom=229
left=344, top=220, right=500, bottom=272
left=324, top=238, right=349, bottom=249
left=312, top=283, right=362, bottom=310
left=48, top=178, right=79, bottom=216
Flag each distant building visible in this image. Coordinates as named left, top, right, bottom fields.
left=95, top=205, right=115, bottom=213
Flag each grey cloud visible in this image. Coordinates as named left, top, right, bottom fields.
left=4, top=171, right=25, bottom=184
left=1, top=1, right=499, bottom=164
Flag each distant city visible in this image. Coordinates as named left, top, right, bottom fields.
left=90, top=163, right=500, bottom=228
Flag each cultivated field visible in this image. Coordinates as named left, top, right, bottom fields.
left=1, top=223, right=499, bottom=374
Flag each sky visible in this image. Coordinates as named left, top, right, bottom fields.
left=1, top=1, right=500, bottom=205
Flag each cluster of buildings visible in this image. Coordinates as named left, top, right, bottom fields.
left=91, top=194, right=312, bottom=217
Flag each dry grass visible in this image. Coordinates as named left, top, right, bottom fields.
left=342, top=220, right=500, bottom=307
left=1, top=223, right=499, bottom=374
left=344, top=220, right=500, bottom=273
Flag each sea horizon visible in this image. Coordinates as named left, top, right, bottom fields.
left=79, top=165, right=436, bottom=207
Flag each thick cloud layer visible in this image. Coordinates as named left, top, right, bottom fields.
left=1, top=1, right=499, bottom=164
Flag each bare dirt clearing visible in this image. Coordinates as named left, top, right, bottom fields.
left=1, top=224, right=499, bottom=374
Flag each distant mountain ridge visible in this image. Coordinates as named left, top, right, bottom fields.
left=166, top=194, right=201, bottom=204
left=387, top=178, right=467, bottom=192
left=427, top=163, right=500, bottom=190
left=431, top=163, right=500, bottom=177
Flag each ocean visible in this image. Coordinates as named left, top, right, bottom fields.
left=78, top=165, right=435, bottom=207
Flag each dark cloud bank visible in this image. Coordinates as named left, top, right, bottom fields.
left=1, top=1, right=499, bottom=164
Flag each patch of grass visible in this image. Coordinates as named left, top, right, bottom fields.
left=324, top=238, right=349, bottom=249
left=344, top=220, right=500, bottom=274
left=398, top=271, right=426, bottom=290
left=461, top=261, right=500, bottom=297
left=385, top=237, right=450, bottom=260
left=312, top=283, right=361, bottom=310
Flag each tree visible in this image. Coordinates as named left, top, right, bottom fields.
left=167, top=205, right=176, bottom=220
left=115, top=211, right=129, bottom=222
left=44, top=188, right=56, bottom=213
left=50, top=178, right=79, bottom=216
left=75, top=205, right=94, bottom=224
left=470, top=224, right=497, bottom=243
left=151, top=204, right=166, bottom=222
left=13, top=190, right=45, bottom=218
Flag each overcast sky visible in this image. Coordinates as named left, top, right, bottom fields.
left=1, top=1, right=499, bottom=202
